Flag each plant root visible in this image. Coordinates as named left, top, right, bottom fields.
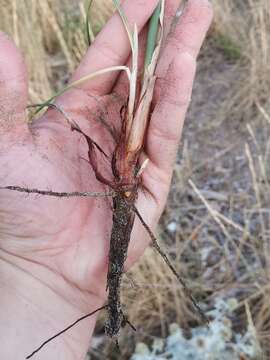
left=133, top=205, right=209, bottom=325
left=0, top=186, right=114, bottom=198
left=25, top=305, right=108, bottom=359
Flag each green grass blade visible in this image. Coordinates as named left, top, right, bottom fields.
left=144, top=1, right=162, bottom=69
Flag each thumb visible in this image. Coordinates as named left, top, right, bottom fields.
left=0, top=32, right=28, bottom=134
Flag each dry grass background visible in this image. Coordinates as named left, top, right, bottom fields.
left=0, top=0, right=269, bottom=359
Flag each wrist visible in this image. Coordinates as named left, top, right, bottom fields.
left=0, top=250, right=103, bottom=359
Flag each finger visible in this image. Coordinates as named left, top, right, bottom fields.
left=146, top=53, right=196, bottom=172
left=70, top=0, right=160, bottom=96
left=154, top=0, right=213, bottom=103
left=163, top=0, right=183, bottom=37
left=145, top=0, right=213, bottom=171
left=0, top=32, right=28, bottom=134
left=168, top=0, right=213, bottom=58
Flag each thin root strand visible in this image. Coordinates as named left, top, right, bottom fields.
left=0, top=186, right=115, bottom=198
left=133, top=205, right=209, bottom=326
left=25, top=305, right=108, bottom=359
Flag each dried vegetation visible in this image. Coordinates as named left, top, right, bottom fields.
left=0, top=0, right=269, bottom=358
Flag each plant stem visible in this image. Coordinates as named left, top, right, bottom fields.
left=123, top=1, right=164, bottom=177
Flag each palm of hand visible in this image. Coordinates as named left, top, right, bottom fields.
left=0, top=85, right=169, bottom=300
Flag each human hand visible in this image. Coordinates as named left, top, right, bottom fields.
left=0, top=1, right=212, bottom=359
